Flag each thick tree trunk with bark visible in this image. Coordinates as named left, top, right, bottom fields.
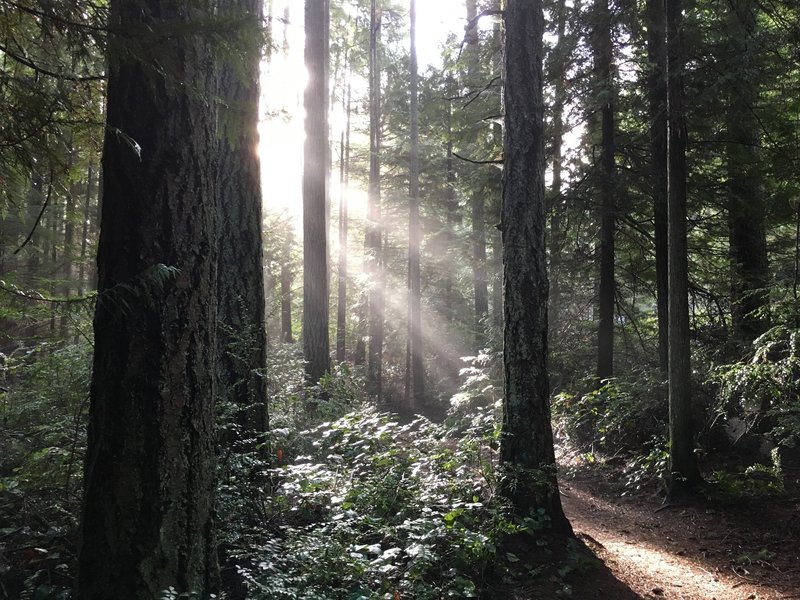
left=500, top=0, right=571, bottom=533
left=647, top=0, right=669, bottom=376
left=594, top=0, right=615, bottom=383
left=303, top=0, right=331, bottom=385
left=216, top=0, right=268, bottom=437
left=77, top=1, right=218, bottom=596
left=666, top=0, right=702, bottom=500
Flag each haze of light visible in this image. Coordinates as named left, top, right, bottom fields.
left=259, top=0, right=473, bottom=232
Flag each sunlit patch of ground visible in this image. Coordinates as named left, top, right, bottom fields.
left=561, top=478, right=796, bottom=600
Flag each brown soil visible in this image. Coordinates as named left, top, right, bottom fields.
left=558, top=470, right=800, bottom=600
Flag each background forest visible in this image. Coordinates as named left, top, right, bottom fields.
left=1, top=0, right=800, bottom=598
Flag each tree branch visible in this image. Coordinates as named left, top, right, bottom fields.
left=452, top=151, right=502, bottom=165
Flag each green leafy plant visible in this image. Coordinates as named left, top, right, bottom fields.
left=712, top=326, right=800, bottom=451
left=220, top=406, right=533, bottom=599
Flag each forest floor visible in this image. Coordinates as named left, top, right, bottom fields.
left=555, top=466, right=800, bottom=600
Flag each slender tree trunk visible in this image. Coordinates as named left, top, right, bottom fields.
left=472, top=194, right=488, bottom=345
left=647, top=0, right=669, bottom=376
left=726, top=0, right=768, bottom=343
left=77, top=0, right=218, bottom=594
left=594, top=0, right=615, bottom=383
left=49, top=194, right=60, bottom=333
left=444, top=131, right=458, bottom=322
left=303, top=0, right=331, bottom=385
left=336, top=83, right=352, bottom=363
left=216, top=0, right=268, bottom=439
left=490, top=18, right=504, bottom=332
left=499, top=0, right=571, bottom=533
left=281, top=253, right=294, bottom=343
left=549, top=0, right=568, bottom=333
left=78, top=162, right=95, bottom=298
left=465, top=0, right=488, bottom=348
left=407, top=0, right=424, bottom=407
left=366, top=0, right=384, bottom=401
left=666, top=0, right=702, bottom=500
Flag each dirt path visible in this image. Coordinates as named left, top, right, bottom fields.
left=560, top=473, right=800, bottom=600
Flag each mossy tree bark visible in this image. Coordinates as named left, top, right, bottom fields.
left=77, top=0, right=219, bottom=596
left=499, top=0, right=572, bottom=534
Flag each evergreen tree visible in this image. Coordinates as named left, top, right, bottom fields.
left=77, top=0, right=219, bottom=594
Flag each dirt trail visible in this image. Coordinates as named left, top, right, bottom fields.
left=560, top=474, right=800, bottom=600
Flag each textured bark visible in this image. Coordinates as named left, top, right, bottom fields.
left=666, top=0, right=702, bottom=499
left=407, top=0, right=424, bottom=407
left=500, top=0, right=571, bottom=533
left=594, top=0, right=615, bottom=383
left=216, top=0, right=268, bottom=438
left=726, top=0, right=769, bottom=343
left=303, top=0, right=331, bottom=384
left=647, top=0, right=669, bottom=376
left=77, top=1, right=218, bottom=596
left=366, top=0, right=384, bottom=401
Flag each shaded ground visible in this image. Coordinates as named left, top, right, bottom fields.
left=557, top=470, right=800, bottom=600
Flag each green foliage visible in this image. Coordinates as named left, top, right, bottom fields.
left=0, top=341, right=91, bottom=599
left=712, top=326, right=800, bottom=449
left=222, top=406, right=534, bottom=599
left=552, top=377, right=668, bottom=456
left=448, top=348, right=502, bottom=427
left=1, top=343, right=90, bottom=497
left=620, top=438, right=670, bottom=495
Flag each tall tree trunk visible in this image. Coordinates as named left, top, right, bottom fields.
left=500, top=0, right=571, bottom=533
left=549, top=0, right=568, bottom=333
left=490, top=18, right=504, bottom=332
left=48, top=194, right=60, bottom=333
left=472, top=194, right=488, bottom=344
left=647, top=0, right=669, bottom=376
left=77, top=162, right=95, bottom=298
left=407, top=0, right=424, bottom=407
left=62, top=162, right=76, bottom=336
left=466, top=0, right=489, bottom=348
left=216, top=0, right=268, bottom=438
left=666, top=0, right=702, bottom=500
left=366, top=0, right=384, bottom=401
left=281, top=250, right=294, bottom=343
left=336, top=83, right=352, bottom=363
left=726, top=0, right=768, bottom=343
left=444, top=129, right=458, bottom=322
left=77, top=0, right=218, bottom=595
left=303, top=0, right=331, bottom=384
left=594, top=0, right=615, bottom=383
